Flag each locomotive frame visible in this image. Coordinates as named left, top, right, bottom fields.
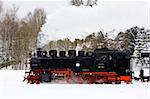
left=24, top=48, right=132, bottom=84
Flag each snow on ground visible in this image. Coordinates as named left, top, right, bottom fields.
left=0, top=70, right=150, bottom=99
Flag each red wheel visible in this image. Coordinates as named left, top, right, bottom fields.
left=66, top=77, right=73, bottom=84
left=76, top=76, right=83, bottom=84
left=35, top=81, right=40, bottom=84
left=28, top=80, right=34, bottom=84
left=84, top=77, right=93, bottom=84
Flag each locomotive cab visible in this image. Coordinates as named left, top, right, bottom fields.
left=93, top=48, right=115, bottom=72
left=114, top=51, right=131, bottom=76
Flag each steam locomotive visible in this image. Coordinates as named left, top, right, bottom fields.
left=24, top=48, right=132, bottom=84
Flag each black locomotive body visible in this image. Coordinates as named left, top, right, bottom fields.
left=24, top=48, right=132, bottom=84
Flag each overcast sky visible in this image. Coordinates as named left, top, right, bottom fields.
left=2, top=0, right=150, bottom=43
left=3, top=0, right=149, bottom=26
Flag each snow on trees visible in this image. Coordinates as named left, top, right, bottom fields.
left=70, top=0, right=98, bottom=7
left=0, top=1, right=46, bottom=69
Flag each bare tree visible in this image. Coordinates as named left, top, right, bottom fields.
left=56, top=38, right=73, bottom=51
left=0, top=0, right=3, bottom=14
left=17, top=8, right=46, bottom=69
left=0, top=4, right=20, bottom=69
left=0, top=0, right=3, bottom=63
left=0, top=5, right=47, bottom=69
